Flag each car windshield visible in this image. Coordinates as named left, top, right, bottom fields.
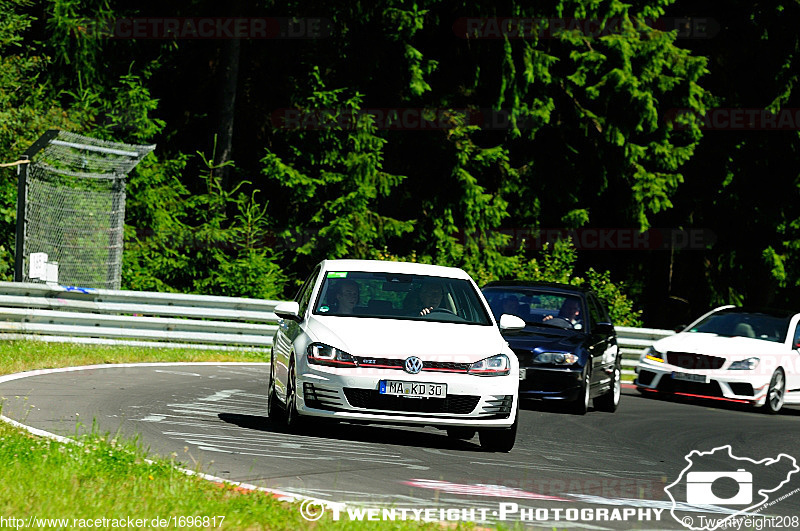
left=482, top=287, right=583, bottom=328
left=688, top=311, right=791, bottom=343
left=313, top=271, right=492, bottom=325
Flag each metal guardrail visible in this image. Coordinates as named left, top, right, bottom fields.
left=616, top=325, right=675, bottom=374
left=0, top=282, right=281, bottom=351
left=0, top=282, right=675, bottom=362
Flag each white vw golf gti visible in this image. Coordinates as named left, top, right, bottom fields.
left=268, top=259, right=523, bottom=451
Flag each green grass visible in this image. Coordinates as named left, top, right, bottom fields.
left=0, top=422, right=456, bottom=530
left=0, top=340, right=464, bottom=530
left=0, top=340, right=265, bottom=377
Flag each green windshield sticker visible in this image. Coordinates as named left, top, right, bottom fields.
left=327, top=272, right=348, bottom=278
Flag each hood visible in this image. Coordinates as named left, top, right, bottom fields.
left=307, top=315, right=507, bottom=363
left=502, top=326, right=584, bottom=351
left=654, top=332, right=788, bottom=357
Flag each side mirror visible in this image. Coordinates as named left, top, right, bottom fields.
left=499, top=314, right=526, bottom=331
left=274, top=301, right=302, bottom=322
left=674, top=324, right=687, bottom=333
left=593, top=322, right=614, bottom=335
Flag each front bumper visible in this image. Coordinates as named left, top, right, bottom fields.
left=518, top=366, right=583, bottom=401
left=296, top=364, right=518, bottom=428
left=635, top=359, right=770, bottom=405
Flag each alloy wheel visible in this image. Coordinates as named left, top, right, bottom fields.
left=764, top=369, right=785, bottom=414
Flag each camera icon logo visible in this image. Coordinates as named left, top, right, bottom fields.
left=686, top=469, right=753, bottom=505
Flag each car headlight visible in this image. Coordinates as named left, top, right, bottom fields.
left=643, top=346, right=664, bottom=363
left=533, top=352, right=579, bottom=365
left=729, top=357, right=759, bottom=370
left=307, top=343, right=356, bottom=367
left=468, top=354, right=510, bottom=376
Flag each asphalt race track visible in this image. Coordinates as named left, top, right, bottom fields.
left=1, top=363, right=799, bottom=530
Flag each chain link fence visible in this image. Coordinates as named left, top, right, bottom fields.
left=15, top=131, right=155, bottom=289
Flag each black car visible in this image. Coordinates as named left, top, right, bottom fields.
left=482, top=281, right=621, bottom=414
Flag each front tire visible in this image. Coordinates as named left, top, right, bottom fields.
left=285, top=357, right=305, bottom=429
left=266, top=357, right=285, bottom=424
left=762, top=369, right=785, bottom=414
left=479, top=404, right=518, bottom=452
left=570, top=367, right=591, bottom=415
left=594, top=361, right=621, bottom=413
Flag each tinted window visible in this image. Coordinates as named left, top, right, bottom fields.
left=313, top=271, right=492, bottom=325
left=587, top=296, right=603, bottom=330
left=690, top=311, right=790, bottom=343
left=590, top=294, right=610, bottom=322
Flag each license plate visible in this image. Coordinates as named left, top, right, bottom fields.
left=672, top=371, right=708, bottom=383
left=379, top=380, right=447, bottom=398
left=519, top=369, right=526, bottom=380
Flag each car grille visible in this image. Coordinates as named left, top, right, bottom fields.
left=520, top=370, right=581, bottom=392
left=636, top=370, right=656, bottom=386
left=343, top=388, right=480, bottom=414
left=482, top=395, right=513, bottom=415
left=666, top=352, right=725, bottom=370
left=352, top=356, right=471, bottom=373
left=656, top=377, right=724, bottom=397
left=728, top=382, right=755, bottom=396
left=303, top=383, right=345, bottom=410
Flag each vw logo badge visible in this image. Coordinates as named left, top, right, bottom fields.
left=404, top=356, right=423, bottom=374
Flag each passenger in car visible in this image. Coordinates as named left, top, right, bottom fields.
left=332, top=279, right=360, bottom=314
left=733, top=322, right=756, bottom=338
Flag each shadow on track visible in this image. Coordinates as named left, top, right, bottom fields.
left=217, top=412, right=489, bottom=451
left=627, top=389, right=800, bottom=417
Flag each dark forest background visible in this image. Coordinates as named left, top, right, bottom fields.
left=1, top=0, right=799, bottom=328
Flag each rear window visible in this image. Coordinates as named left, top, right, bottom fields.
left=313, top=271, right=492, bottom=325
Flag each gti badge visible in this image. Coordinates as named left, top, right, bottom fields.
left=404, top=356, right=423, bottom=374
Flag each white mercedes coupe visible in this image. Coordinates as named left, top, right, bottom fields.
left=636, top=306, right=800, bottom=413
left=267, top=259, right=523, bottom=451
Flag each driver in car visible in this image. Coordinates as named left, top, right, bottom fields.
left=543, top=298, right=582, bottom=325
left=418, top=281, right=445, bottom=316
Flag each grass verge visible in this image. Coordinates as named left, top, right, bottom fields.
left=0, top=340, right=465, bottom=530
left=0, top=421, right=453, bottom=530
left=0, top=340, right=263, bottom=376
